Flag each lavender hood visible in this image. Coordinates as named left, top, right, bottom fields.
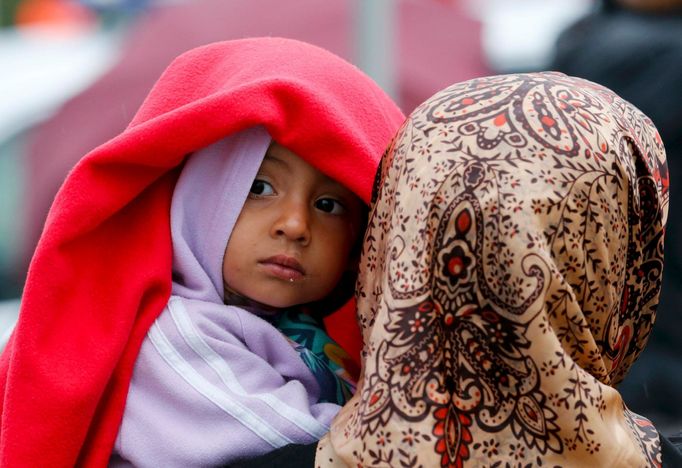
left=111, top=127, right=339, bottom=467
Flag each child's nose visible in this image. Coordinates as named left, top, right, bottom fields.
left=271, top=202, right=311, bottom=245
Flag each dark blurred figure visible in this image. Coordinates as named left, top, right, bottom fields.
left=552, top=0, right=682, bottom=434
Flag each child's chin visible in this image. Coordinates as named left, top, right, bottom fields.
left=250, top=293, right=305, bottom=311
left=258, top=293, right=322, bottom=311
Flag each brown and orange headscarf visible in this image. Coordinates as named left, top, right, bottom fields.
left=319, top=72, right=669, bottom=467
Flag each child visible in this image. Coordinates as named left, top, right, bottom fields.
left=0, top=38, right=404, bottom=467
left=319, top=72, right=671, bottom=467
left=110, top=127, right=364, bottom=466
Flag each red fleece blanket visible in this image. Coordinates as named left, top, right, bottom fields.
left=0, top=37, right=404, bottom=467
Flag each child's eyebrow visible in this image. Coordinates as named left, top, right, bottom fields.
left=262, top=154, right=289, bottom=169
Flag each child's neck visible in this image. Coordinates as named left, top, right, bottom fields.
left=223, top=286, right=283, bottom=316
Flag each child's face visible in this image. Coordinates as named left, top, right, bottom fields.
left=223, top=143, right=364, bottom=309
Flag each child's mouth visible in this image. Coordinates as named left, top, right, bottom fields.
left=259, top=255, right=306, bottom=281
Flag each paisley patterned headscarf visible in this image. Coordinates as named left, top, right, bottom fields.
left=318, top=73, right=669, bottom=467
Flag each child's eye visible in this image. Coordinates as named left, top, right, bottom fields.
left=250, top=179, right=274, bottom=196
left=315, top=198, right=345, bottom=214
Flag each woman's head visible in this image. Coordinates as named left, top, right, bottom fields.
left=223, top=142, right=364, bottom=309
left=330, top=72, right=668, bottom=467
left=360, top=72, right=668, bottom=386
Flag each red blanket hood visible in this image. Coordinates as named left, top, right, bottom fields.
left=0, top=37, right=404, bottom=467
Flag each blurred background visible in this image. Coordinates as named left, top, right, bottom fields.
left=0, top=0, right=680, bottom=436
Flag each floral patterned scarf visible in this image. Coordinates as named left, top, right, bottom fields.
left=318, top=72, right=669, bottom=467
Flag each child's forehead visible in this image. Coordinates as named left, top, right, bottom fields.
left=262, top=142, right=357, bottom=194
